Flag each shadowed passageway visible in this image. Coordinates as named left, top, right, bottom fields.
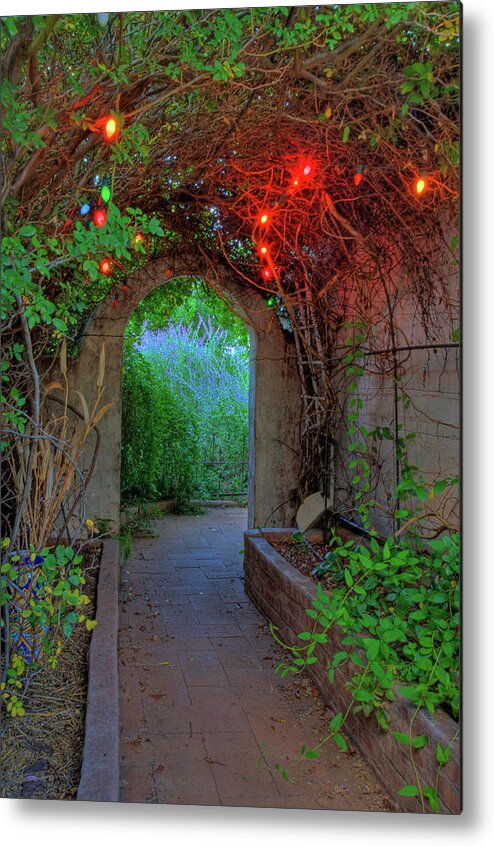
left=118, top=507, right=390, bottom=809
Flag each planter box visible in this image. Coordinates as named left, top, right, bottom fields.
left=244, top=529, right=461, bottom=814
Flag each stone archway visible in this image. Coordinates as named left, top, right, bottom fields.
left=67, top=257, right=302, bottom=531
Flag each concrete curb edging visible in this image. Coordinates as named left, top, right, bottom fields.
left=244, top=529, right=461, bottom=814
left=77, top=539, right=120, bottom=802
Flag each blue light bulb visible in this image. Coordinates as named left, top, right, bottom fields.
left=80, top=203, right=91, bottom=215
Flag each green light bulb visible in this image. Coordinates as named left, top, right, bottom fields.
left=101, top=185, right=111, bottom=203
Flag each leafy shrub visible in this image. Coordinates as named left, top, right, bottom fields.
left=121, top=281, right=249, bottom=508
left=121, top=344, right=200, bottom=505
left=0, top=541, right=94, bottom=717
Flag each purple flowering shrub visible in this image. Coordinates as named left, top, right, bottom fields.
left=122, top=311, right=249, bottom=505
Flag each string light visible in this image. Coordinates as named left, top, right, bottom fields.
left=103, top=116, right=118, bottom=141
left=415, top=176, right=427, bottom=195
left=99, top=258, right=111, bottom=275
left=291, top=160, right=315, bottom=190
left=93, top=206, right=107, bottom=227
left=101, top=184, right=111, bottom=203
left=80, top=203, right=91, bottom=215
left=260, top=213, right=269, bottom=225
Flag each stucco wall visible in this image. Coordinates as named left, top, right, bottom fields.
left=55, top=258, right=302, bottom=533
left=332, top=260, right=460, bottom=534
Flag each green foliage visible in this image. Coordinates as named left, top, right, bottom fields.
left=0, top=541, right=95, bottom=716
left=267, top=324, right=460, bottom=811
left=121, top=344, right=200, bottom=508
left=271, top=526, right=459, bottom=811
left=121, top=281, right=249, bottom=509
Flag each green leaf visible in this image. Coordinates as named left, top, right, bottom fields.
left=344, top=569, right=354, bottom=587
left=399, top=784, right=419, bottom=797
left=330, top=712, right=343, bottom=731
left=436, top=743, right=450, bottom=765
left=52, top=317, right=67, bottom=332
left=19, top=224, right=36, bottom=238
left=412, top=735, right=428, bottom=749
left=391, top=732, right=411, bottom=746
left=353, top=688, right=373, bottom=702
left=333, top=733, right=348, bottom=751
left=399, top=686, right=421, bottom=703
left=423, top=786, right=439, bottom=812
left=364, top=638, right=379, bottom=660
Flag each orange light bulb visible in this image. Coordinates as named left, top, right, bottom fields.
left=99, top=259, right=111, bottom=275
left=293, top=179, right=299, bottom=187
left=134, top=232, right=144, bottom=244
left=415, top=177, right=426, bottom=195
left=260, top=246, right=268, bottom=255
left=260, top=213, right=269, bottom=225
left=104, top=117, right=117, bottom=140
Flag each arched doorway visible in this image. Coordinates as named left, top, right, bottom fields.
left=67, top=258, right=302, bottom=531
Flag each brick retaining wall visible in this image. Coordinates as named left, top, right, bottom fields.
left=244, top=529, right=461, bottom=814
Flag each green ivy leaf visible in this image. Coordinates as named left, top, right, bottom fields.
left=399, top=784, right=419, bottom=797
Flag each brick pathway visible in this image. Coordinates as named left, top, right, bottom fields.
left=118, top=507, right=390, bottom=810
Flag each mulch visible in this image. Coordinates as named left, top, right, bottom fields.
left=0, top=543, right=102, bottom=800
left=271, top=539, right=342, bottom=591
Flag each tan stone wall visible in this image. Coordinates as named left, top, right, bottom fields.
left=54, top=258, right=303, bottom=533
left=332, top=265, right=460, bottom=535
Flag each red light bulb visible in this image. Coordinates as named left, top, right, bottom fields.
left=93, top=207, right=107, bottom=227
left=112, top=297, right=118, bottom=309
left=99, top=259, right=111, bottom=275
left=354, top=172, right=363, bottom=187
left=303, top=164, right=311, bottom=177
left=122, top=283, right=129, bottom=293
left=263, top=268, right=271, bottom=279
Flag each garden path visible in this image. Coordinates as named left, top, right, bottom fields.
left=118, top=506, right=391, bottom=810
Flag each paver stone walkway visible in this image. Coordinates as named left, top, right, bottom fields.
left=118, top=507, right=391, bottom=810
